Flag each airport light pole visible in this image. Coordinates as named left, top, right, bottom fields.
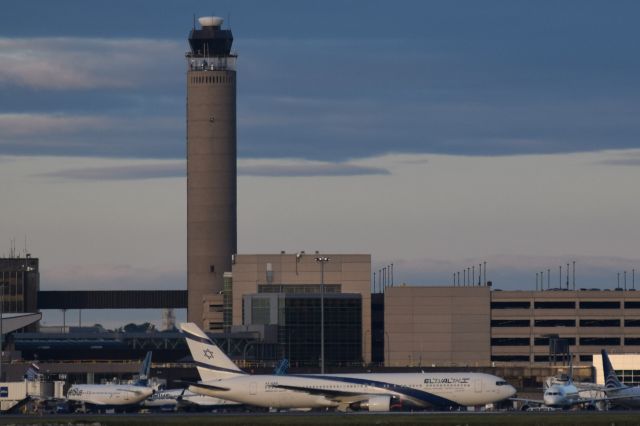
left=0, top=281, right=4, bottom=381
left=315, top=256, right=330, bottom=374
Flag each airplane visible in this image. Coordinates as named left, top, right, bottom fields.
left=144, top=355, right=292, bottom=411
left=511, top=356, right=616, bottom=410
left=601, top=349, right=640, bottom=409
left=142, top=388, right=241, bottom=412
left=180, top=322, right=517, bottom=411
left=66, top=351, right=154, bottom=412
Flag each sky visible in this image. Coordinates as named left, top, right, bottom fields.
left=1, top=1, right=640, bottom=327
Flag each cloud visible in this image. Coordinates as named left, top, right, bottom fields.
left=0, top=37, right=182, bottom=90
left=239, top=159, right=390, bottom=177
left=0, top=113, right=109, bottom=137
left=598, top=153, right=640, bottom=167
left=36, top=161, right=185, bottom=180
left=34, top=158, right=387, bottom=180
left=0, top=112, right=182, bottom=158
left=1, top=22, right=640, bottom=162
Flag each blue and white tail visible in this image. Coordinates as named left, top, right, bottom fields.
left=180, top=322, right=245, bottom=381
left=602, top=349, right=626, bottom=389
left=135, top=351, right=153, bottom=386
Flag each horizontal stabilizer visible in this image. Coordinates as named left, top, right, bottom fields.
left=183, top=381, right=230, bottom=392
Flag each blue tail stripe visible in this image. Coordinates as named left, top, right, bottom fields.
left=182, top=329, right=214, bottom=345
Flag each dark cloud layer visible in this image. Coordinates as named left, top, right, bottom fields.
left=37, top=163, right=184, bottom=180
left=239, top=162, right=390, bottom=177
left=598, top=156, right=640, bottom=166
left=1, top=1, right=640, bottom=161
left=35, top=160, right=388, bottom=180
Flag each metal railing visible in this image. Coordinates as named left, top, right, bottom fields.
left=187, top=55, right=237, bottom=72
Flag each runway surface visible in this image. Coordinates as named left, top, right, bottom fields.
left=4, top=411, right=640, bottom=426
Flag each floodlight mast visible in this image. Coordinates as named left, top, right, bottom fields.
left=315, top=256, right=330, bottom=374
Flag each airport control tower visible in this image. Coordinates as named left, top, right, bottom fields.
left=186, top=16, right=237, bottom=324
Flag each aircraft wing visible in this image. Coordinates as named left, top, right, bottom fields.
left=509, top=397, right=544, bottom=406
left=603, top=386, right=628, bottom=392
left=115, top=388, right=149, bottom=395
left=588, top=394, right=640, bottom=403
left=561, top=394, right=633, bottom=407
left=269, top=383, right=395, bottom=407
left=270, top=383, right=363, bottom=398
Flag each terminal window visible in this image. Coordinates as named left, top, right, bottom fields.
left=579, top=301, right=620, bottom=309
left=491, top=355, right=529, bottom=362
left=491, top=319, right=530, bottom=327
left=534, top=337, right=576, bottom=346
left=491, top=301, right=530, bottom=309
left=579, top=337, right=621, bottom=345
left=579, top=319, right=621, bottom=327
left=534, top=319, right=576, bottom=327
left=534, top=301, right=575, bottom=309
left=258, top=284, right=341, bottom=294
left=625, top=319, right=640, bottom=327
left=251, top=298, right=271, bottom=325
left=491, top=337, right=530, bottom=346
left=614, top=370, right=640, bottom=386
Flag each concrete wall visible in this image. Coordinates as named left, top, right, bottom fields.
left=384, top=286, right=491, bottom=367
left=187, top=69, right=237, bottom=325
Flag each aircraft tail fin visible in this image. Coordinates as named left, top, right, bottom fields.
left=180, top=322, right=246, bottom=381
left=135, top=351, right=153, bottom=386
left=602, top=349, right=626, bottom=389
left=274, top=358, right=289, bottom=376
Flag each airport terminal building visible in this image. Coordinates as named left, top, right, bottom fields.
left=384, top=285, right=640, bottom=368
left=202, top=253, right=371, bottom=366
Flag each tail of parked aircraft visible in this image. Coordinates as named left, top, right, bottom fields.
left=135, top=351, right=153, bottom=386
left=602, top=349, right=626, bottom=390
left=180, top=322, right=246, bottom=381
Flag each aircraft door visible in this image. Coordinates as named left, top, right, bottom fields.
left=250, top=382, right=257, bottom=395
left=474, top=378, right=483, bottom=393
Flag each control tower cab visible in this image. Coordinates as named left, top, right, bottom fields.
left=186, top=17, right=237, bottom=326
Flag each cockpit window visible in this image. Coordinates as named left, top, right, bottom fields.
left=496, top=381, right=508, bottom=386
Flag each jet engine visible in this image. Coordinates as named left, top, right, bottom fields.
left=350, top=395, right=392, bottom=412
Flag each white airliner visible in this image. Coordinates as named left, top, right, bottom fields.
left=143, top=388, right=241, bottom=411
left=512, top=357, right=616, bottom=410
left=66, top=351, right=154, bottom=412
left=601, top=349, right=640, bottom=408
left=512, top=379, right=597, bottom=410
left=180, top=323, right=516, bottom=411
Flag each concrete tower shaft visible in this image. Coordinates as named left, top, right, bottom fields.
left=186, top=17, right=237, bottom=325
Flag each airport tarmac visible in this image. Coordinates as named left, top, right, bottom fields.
left=3, top=411, right=640, bottom=426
